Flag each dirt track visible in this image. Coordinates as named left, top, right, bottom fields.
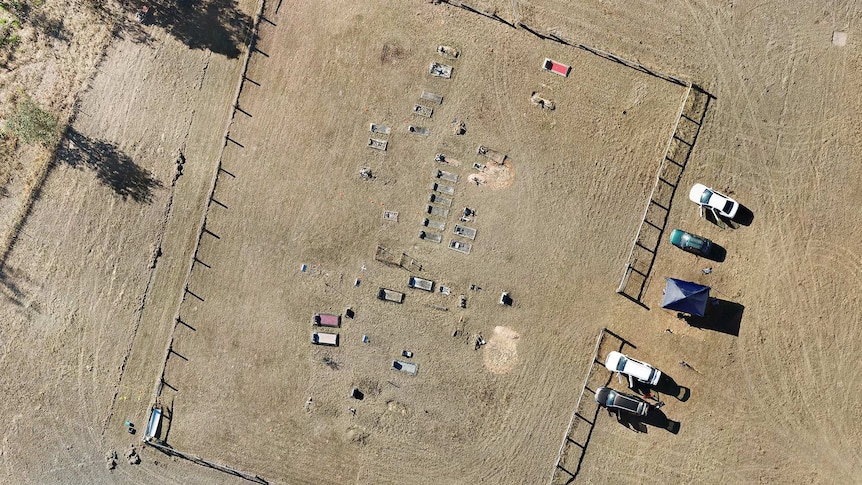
left=1, top=0, right=860, bottom=484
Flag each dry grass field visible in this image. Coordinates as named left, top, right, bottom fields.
left=159, top=1, right=682, bottom=483
left=0, top=0, right=860, bottom=484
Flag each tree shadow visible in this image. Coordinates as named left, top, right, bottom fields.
left=113, top=15, right=157, bottom=48
left=58, top=128, right=162, bottom=204
left=122, top=0, right=253, bottom=58
left=0, top=267, right=25, bottom=306
left=682, top=299, right=745, bottom=336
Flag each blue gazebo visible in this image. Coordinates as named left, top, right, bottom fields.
left=661, top=278, right=710, bottom=317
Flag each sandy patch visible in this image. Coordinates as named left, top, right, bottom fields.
left=483, top=326, right=521, bottom=374
left=468, top=159, right=515, bottom=189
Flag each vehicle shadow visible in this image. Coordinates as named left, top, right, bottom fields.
left=704, top=204, right=754, bottom=229
left=615, top=406, right=681, bottom=434
left=732, top=205, right=755, bottom=226
left=703, top=243, right=726, bottom=263
left=653, top=373, right=691, bottom=402
left=682, top=299, right=745, bottom=336
left=629, top=374, right=690, bottom=403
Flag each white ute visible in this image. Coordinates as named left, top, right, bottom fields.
left=604, top=351, right=662, bottom=386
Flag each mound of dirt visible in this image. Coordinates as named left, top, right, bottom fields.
left=468, top=160, right=515, bottom=189
left=345, top=426, right=369, bottom=446
left=482, top=326, right=520, bottom=374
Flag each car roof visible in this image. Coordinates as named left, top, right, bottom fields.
left=680, top=231, right=707, bottom=247
left=671, top=229, right=707, bottom=248
left=604, top=351, right=623, bottom=369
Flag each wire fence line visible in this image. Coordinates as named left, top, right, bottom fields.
left=616, top=88, right=712, bottom=305
left=145, top=440, right=269, bottom=484
left=432, top=0, right=716, bottom=306
left=549, top=328, right=633, bottom=484
left=437, top=0, right=709, bottom=92
left=145, top=0, right=270, bottom=483
left=431, top=2, right=715, bottom=482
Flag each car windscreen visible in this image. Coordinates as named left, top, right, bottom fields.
left=700, top=189, right=713, bottom=204
left=616, top=355, right=628, bottom=371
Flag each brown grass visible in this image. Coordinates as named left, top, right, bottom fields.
left=0, top=1, right=118, bottom=265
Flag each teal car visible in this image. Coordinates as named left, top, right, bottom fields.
left=669, top=229, right=712, bottom=257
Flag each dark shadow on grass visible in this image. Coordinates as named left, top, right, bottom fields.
left=615, top=406, right=681, bottom=434
left=703, top=243, right=726, bottom=263
left=160, top=400, right=174, bottom=443
left=650, top=373, right=691, bottom=402
left=122, top=0, right=253, bottom=58
left=732, top=205, right=755, bottom=226
left=683, top=299, right=745, bottom=336
left=58, top=129, right=162, bottom=204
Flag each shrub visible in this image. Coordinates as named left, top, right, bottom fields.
left=4, top=97, right=59, bottom=146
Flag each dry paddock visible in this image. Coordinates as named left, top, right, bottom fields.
left=159, top=0, right=862, bottom=483
left=159, top=1, right=685, bottom=483
left=0, top=0, right=860, bottom=484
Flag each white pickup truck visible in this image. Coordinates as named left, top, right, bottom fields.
left=604, top=351, right=662, bottom=386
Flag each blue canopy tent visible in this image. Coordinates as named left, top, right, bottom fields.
left=661, top=278, right=710, bottom=317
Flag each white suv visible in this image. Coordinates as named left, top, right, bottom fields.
left=604, top=351, right=662, bottom=386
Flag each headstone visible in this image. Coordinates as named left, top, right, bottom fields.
left=833, top=31, right=847, bottom=47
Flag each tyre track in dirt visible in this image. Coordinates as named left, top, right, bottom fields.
left=684, top=1, right=862, bottom=480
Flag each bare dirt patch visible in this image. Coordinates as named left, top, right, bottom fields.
left=482, top=325, right=520, bottom=374
left=468, top=159, right=515, bottom=189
